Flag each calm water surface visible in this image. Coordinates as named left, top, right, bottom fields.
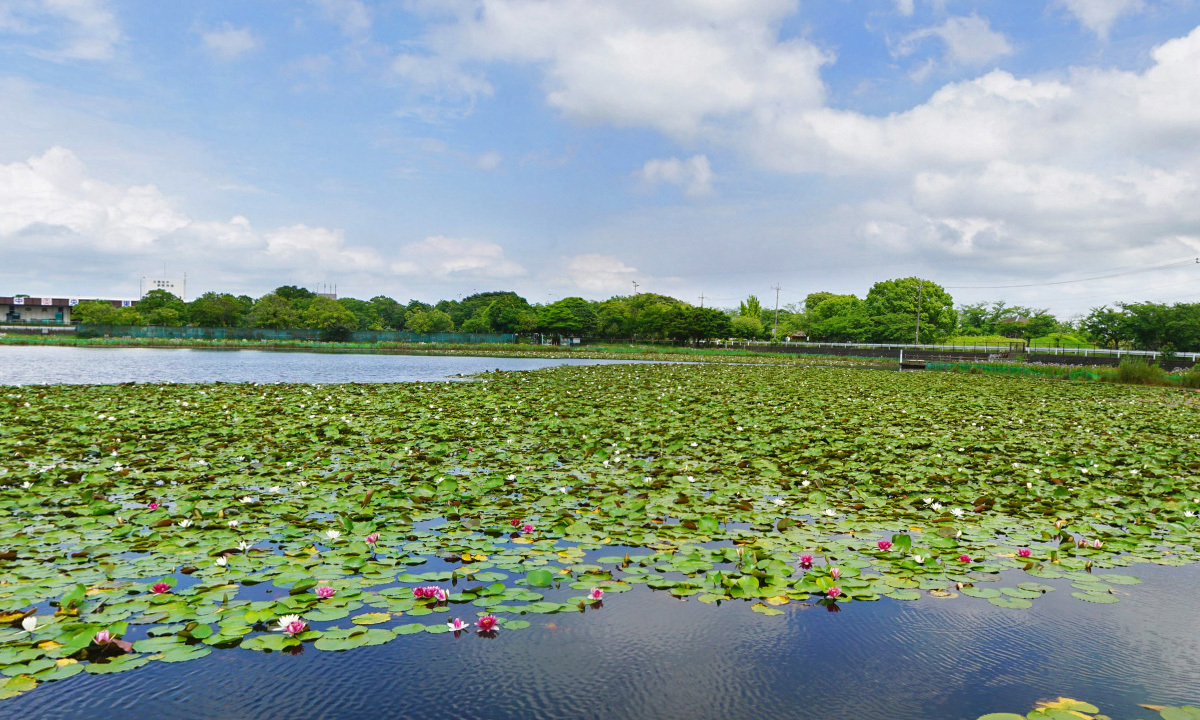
left=0, top=346, right=653, bottom=385
left=5, top=560, right=1200, bottom=720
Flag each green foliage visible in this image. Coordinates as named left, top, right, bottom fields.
left=73, top=301, right=144, bottom=326
left=187, top=292, right=243, bottom=328
left=538, top=297, right=597, bottom=335
left=864, top=277, right=956, bottom=343
left=405, top=309, right=454, bottom=333
left=738, top=295, right=762, bottom=318
left=729, top=314, right=764, bottom=339
left=302, top=296, right=359, bottom=336
left=247, top=293, right=301, bottom=329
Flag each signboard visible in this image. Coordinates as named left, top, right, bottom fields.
left=40, top=297, right=52, bottom=306
left=69, top=299, right=79, bottom=306
left=121, top=300, right=132, bottom=308
left=13, top=297, right=23, bottom=305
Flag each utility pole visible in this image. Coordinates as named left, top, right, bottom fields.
left=771, top=284, right=781, bottom=340
left=698, top=293, right=705, bottom=308
left=632, top=281, right=639, bottom=295
left=914, top=279, right=924, bottom=345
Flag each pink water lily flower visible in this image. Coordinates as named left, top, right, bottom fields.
left=1091, top=539, right=1102, bottom=549
left=147, top=502, right=160, bottom=510
left=94, top=630, right=112, bottom=645
left=510, top=519, right=521, bottom=527
left=827, top=587, right=842, bottom=598
left=433, top=587, right=448, bottom=602
left=275, top=614, right=308, bottom=636
left=364, top=533, right=380, bottom=545
left=151, top=582, right=171, bottom=594
left=315, top=586, right=336, bottom=600
left=588, top=588, right=604, bottom=602
left=521, top=523, right=535, bottom=534
left=798, top=554, right=814, bottom=568
left=829, top=568, right=841, bottom=579
left=447, top=618, right=468, bottom=632
left=475, top=615, right=499, bottom=632
left=877, top=540, right=892, bottom=552
left=959, top=554, right=972, bottom=563
left=1017, top=548, right=1032, bottom=558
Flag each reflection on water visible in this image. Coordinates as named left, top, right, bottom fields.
left=6, top=561, right=1199, bottom=720
left=0, top=346, right=654, bottom=385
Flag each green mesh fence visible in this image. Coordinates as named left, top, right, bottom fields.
left=926, top=362, right=1100, bottom=381
left=75, top=324, right=517, bottom=344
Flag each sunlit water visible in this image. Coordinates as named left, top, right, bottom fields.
left=0, top=346, right=654, bottom=385
left=6, top=558, right=1199, bottom=720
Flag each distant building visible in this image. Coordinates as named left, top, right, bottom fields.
left=140, top=277, right=186, bottom=299
left=1, top=296, right=136, bottom=325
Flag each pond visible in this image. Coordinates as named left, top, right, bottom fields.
left=0, top=346, right=654, bottom=385
left=4, top=557, right=1199, bottom=720
left=2, top=361, right=1198, bottom=720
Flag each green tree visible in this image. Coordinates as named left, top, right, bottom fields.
left=73, top=301, right=144, bottom=325
left=730, top=314, right=765, bottom=339
left=370, top=296, right=406, bottom=330
left=405, top=309, right=454, bottom=333
left=1081, top=306, right=1127, bottom=349
left=337, top=298, right=384, bottom=331
left=739, top=295, right=763, bottom=317
left=188, top=292, right=243, bottom=327
left=805, top=294, right=869, bottom=342
left=136, top=289, right=187, bottom=320
left=144, top=307, right=184, bottom=326
left=864, top=277, right=956, bottom=343
left=302, top=296, right=358, bottom=336
left=247, top=294, right=302, bottom=329
left=538, top=297, right=598, bottom=336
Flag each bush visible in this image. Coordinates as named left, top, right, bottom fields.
left=1104, top=358, right=1165, bottom=386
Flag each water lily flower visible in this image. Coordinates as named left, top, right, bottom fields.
left=931, top=502, right=943, bottom=512
left=827, top=587, right=842, bottom=598
left=1091, top=539, right=1103, bottom=549
left=21, top=616, right=38, bottom=633
left=829, top=568, right=841, bottom=579
left=558, top=486, right=569, bottom=494
left=275, top=614, right=307, bottom=636
left=588, top=588, right=605, bottom=601
left=475, top=615, right=499, bottom=632
left=151, top=582, right=171, bottom=594
left=269, top=486, right=281, bottom=493
left=510, top=519, right=521, bottom=527
left=365, top=533, right=380, bottom=545
left=922, top=497, right=933, bottom=504
left=877, top=540, right=893, bottom=551
left=1186, top=511, right=1196, bottom=518
left=1017, top=548, right=1032, bottom=558
left=178, top=519, right=192, bottom=528
left=20, top=481, right=32, bottom=489
left=447, top=618, right=468, bottom=632
left=798, top=554, right=814, bottom=568
left=215, top=556, right=228, bottom=567
left=325, top=530, right=341, bottom=541
left=959, top=554, right=971, bottom=563
left=687, top=475, right=696, bottom=483
left=801, top=479, right=810, bottom=487
left=240, top=496, right=253, bottom=504
left=433, top=587, right=448, bottom=602
left=147, top=502, right=160, bottom=510
left=238, top=540, right=252, bottom=552
left=913, top=555, right=924, bottom=564
left=823, top=509, right=836, bottom=517
left=521, top=523, right=535, bottom=534
left=950, top=507, right=964, bottom=518
left=94, top=630, right=112, bottom=645
left=315, top=586, right=336, bottom=600
left=296, top=481, right=309, bottom=488
left=773, top=498, right=786, bottom=507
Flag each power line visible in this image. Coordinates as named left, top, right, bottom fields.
left=944, top=257, right=1198, bottom=289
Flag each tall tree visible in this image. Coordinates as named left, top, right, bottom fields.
left=864, top=277, right=956, bottom=343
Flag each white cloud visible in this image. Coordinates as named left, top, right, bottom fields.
left=895, top=0, right=915, bottom=16
left=896, top=14, right=1013, bottom=65
left=201, top=24, right=261, bottom=62
left=312, top=0, right=372, bottom=39
left=0, top=0, right=122, bottom=61
left=389, top=236, right=525, bottom=279
left=1056, top=0, right=1145, bottom=38
left=0, top=147, right=528, bottom=293
left=475, top=150, right=503, bottom=171
left=563, top=254, right=640, bottom=294
left=397, top=1, right=830, bottom=135
left=635, top=155, right=714, bottom=197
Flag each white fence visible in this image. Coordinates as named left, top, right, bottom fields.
left=732, top=340, right=1200, bottom=362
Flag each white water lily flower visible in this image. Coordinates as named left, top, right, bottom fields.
left=238, top=540, right=252, bottom=552
left=913, top=555, right=924, bottom=563
left=1186, top=511, right=1196, bottom=518
left=215, top=556, right=228, bottom=567
left=932, top=502, right=943, bottom=512
left=687, top=476, right=696, bottom=483
left=773, top=498, right=786, bottom=507
left=507, top=474, right=516, bottom=481
left=296, top=481, right=309, bottom=488
left=923, top=497, right=933, bottom=504
left=21, top=616, right=38, bottom=633
left=178, top=519, right=193, bottom=528
left=823, top=509, right=836, bottom=517
left=558, top=487, right=569, bottom=494
left=801, top=479, right=810, bottom=487
left=21, top=481, right=32, bottom=489
left=325, top=529, right=341, bottom=540
left=228, top=520, right=239, bottom=527
left=269, top=486, right=281, bottom=493
left=950, top=508, right=965, bottom=518
left=240, top=496, right=253, bottom=504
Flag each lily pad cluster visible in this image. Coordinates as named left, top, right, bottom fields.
left=978, top=697, right=1200, bottom=720
left=2, top=363, right=1199, bottom=701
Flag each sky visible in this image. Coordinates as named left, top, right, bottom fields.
left=2, top=0, right=1200, bottom=318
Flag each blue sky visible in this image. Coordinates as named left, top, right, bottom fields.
left=2, top=0, right=1199, bottom=317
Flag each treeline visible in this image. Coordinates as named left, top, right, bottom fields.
left=72, top=280, right=1200, bottom=351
